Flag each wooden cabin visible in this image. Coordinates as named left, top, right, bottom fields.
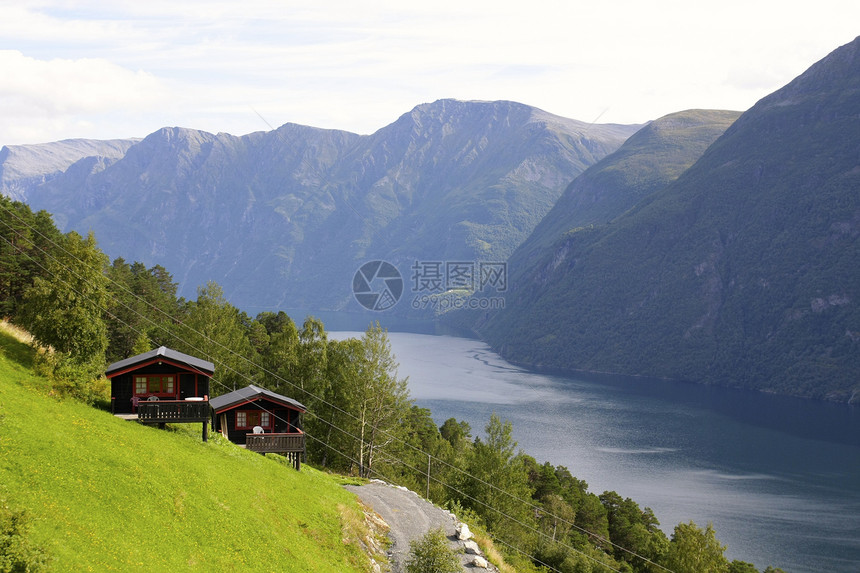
left=106, top=346, right=213, bottom=440
left=210, top=385, right=306, bottom=470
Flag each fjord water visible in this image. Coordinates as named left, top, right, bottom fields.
left=332, top=331, right=860, bottom=573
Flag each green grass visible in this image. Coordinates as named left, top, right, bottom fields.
left=0, top=327, right=377, bottom=572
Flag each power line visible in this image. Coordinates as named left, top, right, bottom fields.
left=0, top=199, right=674, bottom=573
left=0, top=203, right=666, bottom=571
left=0, top=216, right=575, bottom=570
left=0, top=201, right=670, bottom=571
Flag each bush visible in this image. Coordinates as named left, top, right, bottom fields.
left=33, top=350, right=108, bottom=405
left=405, top=528, right=462, bottom=573
left=0, top=502, right=49, bottom=572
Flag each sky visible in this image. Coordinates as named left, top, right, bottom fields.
left=1, top=1, right=859, bottom=146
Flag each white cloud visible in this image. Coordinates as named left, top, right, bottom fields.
left=1, top=1, right=859, bottom=143
left=0, top=51, right=165, bottom=113
left=0, top=50, right=169, bottom=143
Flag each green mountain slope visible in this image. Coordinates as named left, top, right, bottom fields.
left=506, top=109, right=741, bottom=280
left=8, top=99, right=639, bottom=311
left=0, top=328, right=376, bottom=571
left=478, top=37, right=860, bottom=402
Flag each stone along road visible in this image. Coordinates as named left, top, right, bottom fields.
left=345, top=480, right=498, bottom=572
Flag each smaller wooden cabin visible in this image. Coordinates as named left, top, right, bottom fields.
left=210, top=385, right=306, bottom=469
left=106, top=346, right=214, bottom=440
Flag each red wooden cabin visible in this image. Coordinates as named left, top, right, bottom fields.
left=210, top=385, right=306, bottom=469
left=106, top=346, right=213, bottom=440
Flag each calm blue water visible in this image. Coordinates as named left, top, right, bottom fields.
left=331, top=330, right=860, bottom=573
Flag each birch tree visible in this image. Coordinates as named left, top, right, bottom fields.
left=17, top=231, right=110, bottom=402
left=663, top=521, right=729, bottom=573
left=173, top=281, right=255, bottom=393
left=355, top=322, right=410, bottom=478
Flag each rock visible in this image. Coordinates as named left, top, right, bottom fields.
left=457, top=522, right=472, bottom=540
left=472, top=555, right=489, bottom=569
left=463, top=540, right=480, bottom=554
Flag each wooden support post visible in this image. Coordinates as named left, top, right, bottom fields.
left=202, top=420, right=208, bottom=442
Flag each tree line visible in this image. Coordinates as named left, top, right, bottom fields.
left=0, top=196, right=786, bottom=573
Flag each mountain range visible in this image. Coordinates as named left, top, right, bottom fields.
left=475, top=37, right=860, bottom=402
left=0, top=99, right=638, bottom=311
left=2, top=36, right=858, bottom=402
left=0, top=137, right=138, bottom=200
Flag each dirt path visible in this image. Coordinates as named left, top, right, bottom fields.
left=345, top=480, right=497, bottom=572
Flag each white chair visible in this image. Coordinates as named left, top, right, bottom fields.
left=252, top=425, right=264, bottom=434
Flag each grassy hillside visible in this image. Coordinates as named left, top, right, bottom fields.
left=0, top=325, right=379, bottom=572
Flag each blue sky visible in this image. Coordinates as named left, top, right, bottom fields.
left=2, top=1, right=858, bottom=145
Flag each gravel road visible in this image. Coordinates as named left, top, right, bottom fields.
left=345, top=480, right=497, bottom=572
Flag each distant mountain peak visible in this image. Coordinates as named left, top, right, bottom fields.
left=742, top=36, right=860, bottom=118
left=0, top=138, right=139, bottom=201
left=4, top=99, right=640, bottom=310
left=477, top=40, right=860, bottom=402
left=140, top=126, right=219, bottom=146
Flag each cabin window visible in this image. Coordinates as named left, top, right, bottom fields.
left=134, top=375, right=175, bottom=395
left=236, top=410, right=271, bottom=429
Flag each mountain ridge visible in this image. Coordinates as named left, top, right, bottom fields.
left=476, top=37, right=860, bottom=402
left=509, top=108, right=741, bottom=260
left=0, top=138, right=139, bottom=201
left=3, top=99, right=640, bottom=309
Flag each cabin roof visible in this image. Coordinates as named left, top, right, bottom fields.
left=105, top=346, right=215, bottom=378
left=210, top=384, right=306, bottom=413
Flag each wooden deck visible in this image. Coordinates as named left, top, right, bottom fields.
left=244, top=432, right=305, bottom=470
left=136, top=400, right=210, bottom=423
left=115, top=400, right=210, bottom=441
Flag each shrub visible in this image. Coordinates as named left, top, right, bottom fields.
left=33, top=349, right=108, bottom=405
left=405, top=527, right=462, bottom=573
left=0, top=502, right=49, bottom=573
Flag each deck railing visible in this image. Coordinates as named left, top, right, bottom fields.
left=245, top=432, right=305, bottom=454
left=136, top=400, right=210, bottom=423
left=245, top=432, right=305, bottom=470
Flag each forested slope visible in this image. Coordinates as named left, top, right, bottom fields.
left=478, top=37, right=860, bottom=402
left=0, top=194, right=785, bottom=573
